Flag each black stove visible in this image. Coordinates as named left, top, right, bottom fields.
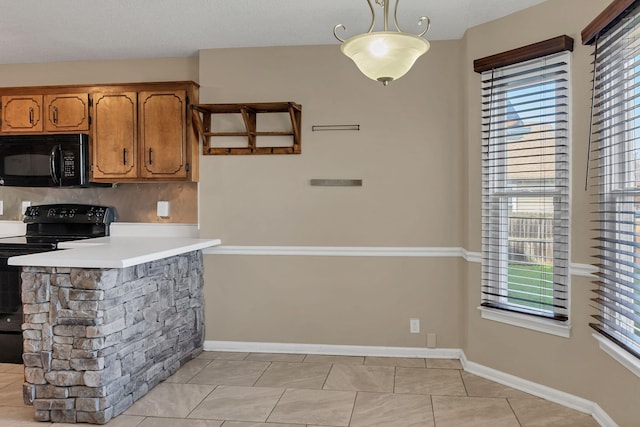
left=25, top=204, right=114, bottom=241
left=0, top=203, right=116, bottom=363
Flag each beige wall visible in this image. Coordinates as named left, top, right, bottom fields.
left=198, top=43, right=464, bottom=247
left=0, top=57, right=199, bottom=223
left=463, top=1, right=639, bottom=426
left=198, top=42, right=466, bottom=349
left=205, top=256, right=463, bottom=348
left=0, top=57, right=198, bottom=86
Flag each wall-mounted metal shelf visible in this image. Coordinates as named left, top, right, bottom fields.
left=311, top=124, right=360, bottom=132
left=191, top=102, right=301, bottom=155
left=310, top=179, right=363, bottom=187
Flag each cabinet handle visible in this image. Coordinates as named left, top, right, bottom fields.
left=123, top=148, right=127, bottom=165
left=148, top=148, right=153, bottom=165
left=29, top=107, right=34, bottom=125
left=52, top=106, right=58, bottom=124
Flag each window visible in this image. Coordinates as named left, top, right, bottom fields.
left=587, top=3, right=640, bottom=359
left=477, top=42, right=571, bottom=323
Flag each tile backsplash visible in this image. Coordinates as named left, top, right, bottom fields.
left=0, top=182, right=198, bottom=223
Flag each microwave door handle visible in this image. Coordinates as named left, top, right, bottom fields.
left=50, top=145, right=61, bottom=185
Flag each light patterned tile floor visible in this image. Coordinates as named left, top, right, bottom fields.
left=0, top=355, right=599, bottom=426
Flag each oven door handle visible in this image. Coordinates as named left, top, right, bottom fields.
left=50, top=144, right=61, bottom=186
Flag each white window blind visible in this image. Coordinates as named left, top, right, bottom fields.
left=481, top=50, right=571, bottom=321
left=589, top=3, right=640, bottom=358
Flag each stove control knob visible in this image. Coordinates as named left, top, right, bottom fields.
left=47, top=208, right=57, bottom=217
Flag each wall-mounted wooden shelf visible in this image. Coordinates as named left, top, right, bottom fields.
left=191, top=102, right=301, bottom=155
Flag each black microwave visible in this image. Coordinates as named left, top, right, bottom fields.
left=0, top=134, right=90, bottom=187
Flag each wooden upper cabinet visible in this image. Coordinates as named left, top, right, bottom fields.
left=1, top=95, right=43, bottom=132
left=0, top=93, right=88, bottom=133
left=139, top=90, right=187, bottom=179
left=44, top=93, right=89, bottom=132
left=91, top=92, right=138, bottom=180
left=0, top=81, right=199, bottom=182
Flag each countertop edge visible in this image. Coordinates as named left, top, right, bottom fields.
left=8, top=237, right=222, bottom=269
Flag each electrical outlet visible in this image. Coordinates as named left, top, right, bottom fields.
left=0, top=200, right=3, bottom=215
left=157, top=201, right=170, bottom=217
left=409, top=318, right=420, bottom=334
left=427, top=333, right=437, bottom=348
left=21, top=201, right=31, bottom=217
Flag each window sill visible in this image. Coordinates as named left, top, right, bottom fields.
left=592, top=333, right=640, bottom=378
left=479, top=307, right=571, bottom=338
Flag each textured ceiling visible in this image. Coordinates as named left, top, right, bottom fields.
left=0, top=0, right=547, bottom=65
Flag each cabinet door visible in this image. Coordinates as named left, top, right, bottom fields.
left=139, top=90, right=187, bottom=179
left=1, top=95, right=43, bottom=132
left=92, top=92, right=138, bottom=180
left=44, top=93, right=89, bottom=132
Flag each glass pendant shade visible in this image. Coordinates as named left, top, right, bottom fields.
left=341, top=32, right=430, bottom=84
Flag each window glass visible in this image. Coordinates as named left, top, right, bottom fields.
left=481, top=51, right=570, bottom=320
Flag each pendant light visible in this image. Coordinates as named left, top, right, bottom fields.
left=334, top=0, right=431, bottom=86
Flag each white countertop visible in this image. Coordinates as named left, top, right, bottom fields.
left=6, top=222, right=221, bottom=269
left=8, top=236, right=221, bottom=269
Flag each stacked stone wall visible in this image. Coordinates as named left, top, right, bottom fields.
left=21, top=251, right=204, bottom=424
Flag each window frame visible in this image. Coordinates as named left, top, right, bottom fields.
left=475, top=38, right=573, bottom=334
left=583, top=0, right=640, bottom=372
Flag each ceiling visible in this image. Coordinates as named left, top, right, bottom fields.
left=0, top=0, right=546, bottom=65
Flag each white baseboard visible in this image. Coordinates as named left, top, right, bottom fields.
left=203, top=340, right=616, bottom=427
left=460, top=355, right=618, bottom=427
left=203, top=340, right=462, bottom=359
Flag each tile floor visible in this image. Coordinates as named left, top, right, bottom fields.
left=0, top=352, right=600, bottom=426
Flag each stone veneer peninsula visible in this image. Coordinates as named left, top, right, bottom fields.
left=9, top=234, right=219, bottom=424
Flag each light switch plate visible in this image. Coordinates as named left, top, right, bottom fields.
left=0, top=200, right=3, bottom=215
